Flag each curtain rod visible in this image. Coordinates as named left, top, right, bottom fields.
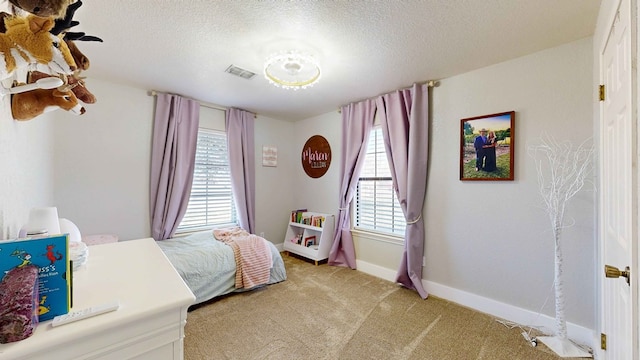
left=337, top=79, right=439, bottom=113
left=149, top=90, right=228, bottom=112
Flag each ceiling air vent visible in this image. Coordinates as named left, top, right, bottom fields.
left=225, top=65, right=256, bottom=79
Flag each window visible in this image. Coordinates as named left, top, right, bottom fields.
left=354, top=127, right=406, bottom=237
left=177, top=129, right=237, bottom=233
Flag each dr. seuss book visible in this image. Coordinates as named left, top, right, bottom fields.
left=0, top=235, right=70, bottom=321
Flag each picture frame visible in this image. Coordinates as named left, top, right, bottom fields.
left=262, top=145, right=278, bottom=167
left=460, top=111, right=515, bottom=181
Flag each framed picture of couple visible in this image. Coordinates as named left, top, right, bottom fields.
left=459, top=111, right=515, bottom=181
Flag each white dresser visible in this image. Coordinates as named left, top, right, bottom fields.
left=0, top=238, right=196, bottom=360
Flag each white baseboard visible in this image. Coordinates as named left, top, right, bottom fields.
left=355, top=259, right=595, bottom=351
left=356, top=258, right=398, bottom=282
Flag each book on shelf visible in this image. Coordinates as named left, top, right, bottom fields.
left=0, top=234, right=71, bottom=321
left=311, top=215, right=325, bottom=228
left=289, top=210, right=327, bottom=228
left=303, top=235, right=316, bottom=247
left=290, top=209, right=308, bottom=223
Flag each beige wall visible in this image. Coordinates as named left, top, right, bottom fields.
left=44, top=35, right=595, bottom=332
left=53, top=79, right=154, bottom=240
left=0, top=98, right=55, bottom=239
left=51, top=79, right=296, bottom=243
left=254, top=114, right=297, bottom=243
left=427, top=37, right=594, bottom=329
left=299, top=37, right=595, bottom=330
left=292, top=112, right=341, bottom=216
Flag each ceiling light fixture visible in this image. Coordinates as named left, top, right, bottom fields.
left=264, top=51, right=321, bottom=90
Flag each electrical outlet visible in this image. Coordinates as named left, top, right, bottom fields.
left=260, top=232, right=265, bottom=238
left=422, top=256, right=426, bottom=266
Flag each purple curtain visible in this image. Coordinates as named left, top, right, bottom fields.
left=328, top=99, right=376, bottom=269
left=376, top=83, right=429, bottom=299
left=225, top=108, right=256, bottom=233
left=150, top=93, right=200, bottom=240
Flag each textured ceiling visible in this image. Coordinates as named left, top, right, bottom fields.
left=69, top=0, right=601, bottom=121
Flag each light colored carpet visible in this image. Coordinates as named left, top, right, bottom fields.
left=184, top=254, right=590, bottom=360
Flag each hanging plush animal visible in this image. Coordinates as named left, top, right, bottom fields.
left=0, top=14, right=76, bottom=81
left=28, top=69, right=94, bottom=103
left=11, top=76, right=85, bottom=120
left=50, top=0, right=102, bottom=71
left=8, top=0, right=72, bottom=18
left=51, top=1, right=100, bottom=41
left=62, top=38, right=88, bottom=70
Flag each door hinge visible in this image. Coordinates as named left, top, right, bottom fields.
left=601, top=333, right=607, bottom=350
left=599, top=85, right=606, bottom=101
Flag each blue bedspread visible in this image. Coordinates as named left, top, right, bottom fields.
left=156, top=231, right=287, bottom=304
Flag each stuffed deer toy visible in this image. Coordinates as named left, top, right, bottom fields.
left=8, top=0, right=72, bottom=18
left=11, top=74, right=85, bottom=120
left=51, top=0, right=103, bottom=71
left=0, top=14, right=76, bottom=81
left=28, top=69, right=94, bottom=103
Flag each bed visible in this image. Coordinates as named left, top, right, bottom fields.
left=156, top=229, right=287, bottom=305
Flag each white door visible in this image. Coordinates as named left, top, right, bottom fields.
left=599, top=0, right=636, bottom=358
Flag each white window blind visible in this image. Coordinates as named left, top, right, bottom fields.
left=177, top=129, right=237, bottom=233
left=355, top=127, right=406, bottom=236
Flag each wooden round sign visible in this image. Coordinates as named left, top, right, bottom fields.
left=301, top=135, right=332, bottom=178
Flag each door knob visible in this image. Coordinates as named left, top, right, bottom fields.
left=605, top=265, right=631, bottom=285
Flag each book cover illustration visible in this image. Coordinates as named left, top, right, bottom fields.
left=0, top=235, right=70, bottom=321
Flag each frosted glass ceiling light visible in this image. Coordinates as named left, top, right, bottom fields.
left=264, top=51, right=321, bottom=90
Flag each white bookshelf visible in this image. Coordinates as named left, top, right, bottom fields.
left=283, top=212, right=335, bottom=265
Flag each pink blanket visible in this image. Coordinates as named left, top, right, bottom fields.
left=213, top=227, right=273, bottom=289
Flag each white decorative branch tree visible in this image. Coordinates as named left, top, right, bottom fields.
left=528, top=134, right=594, bottom=358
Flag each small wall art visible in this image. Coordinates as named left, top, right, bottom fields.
left=262, top=146, right=278, bottom=167
left=301, top=135, right=331, bottom=178
left=460, top=111, right=515, bottom=181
